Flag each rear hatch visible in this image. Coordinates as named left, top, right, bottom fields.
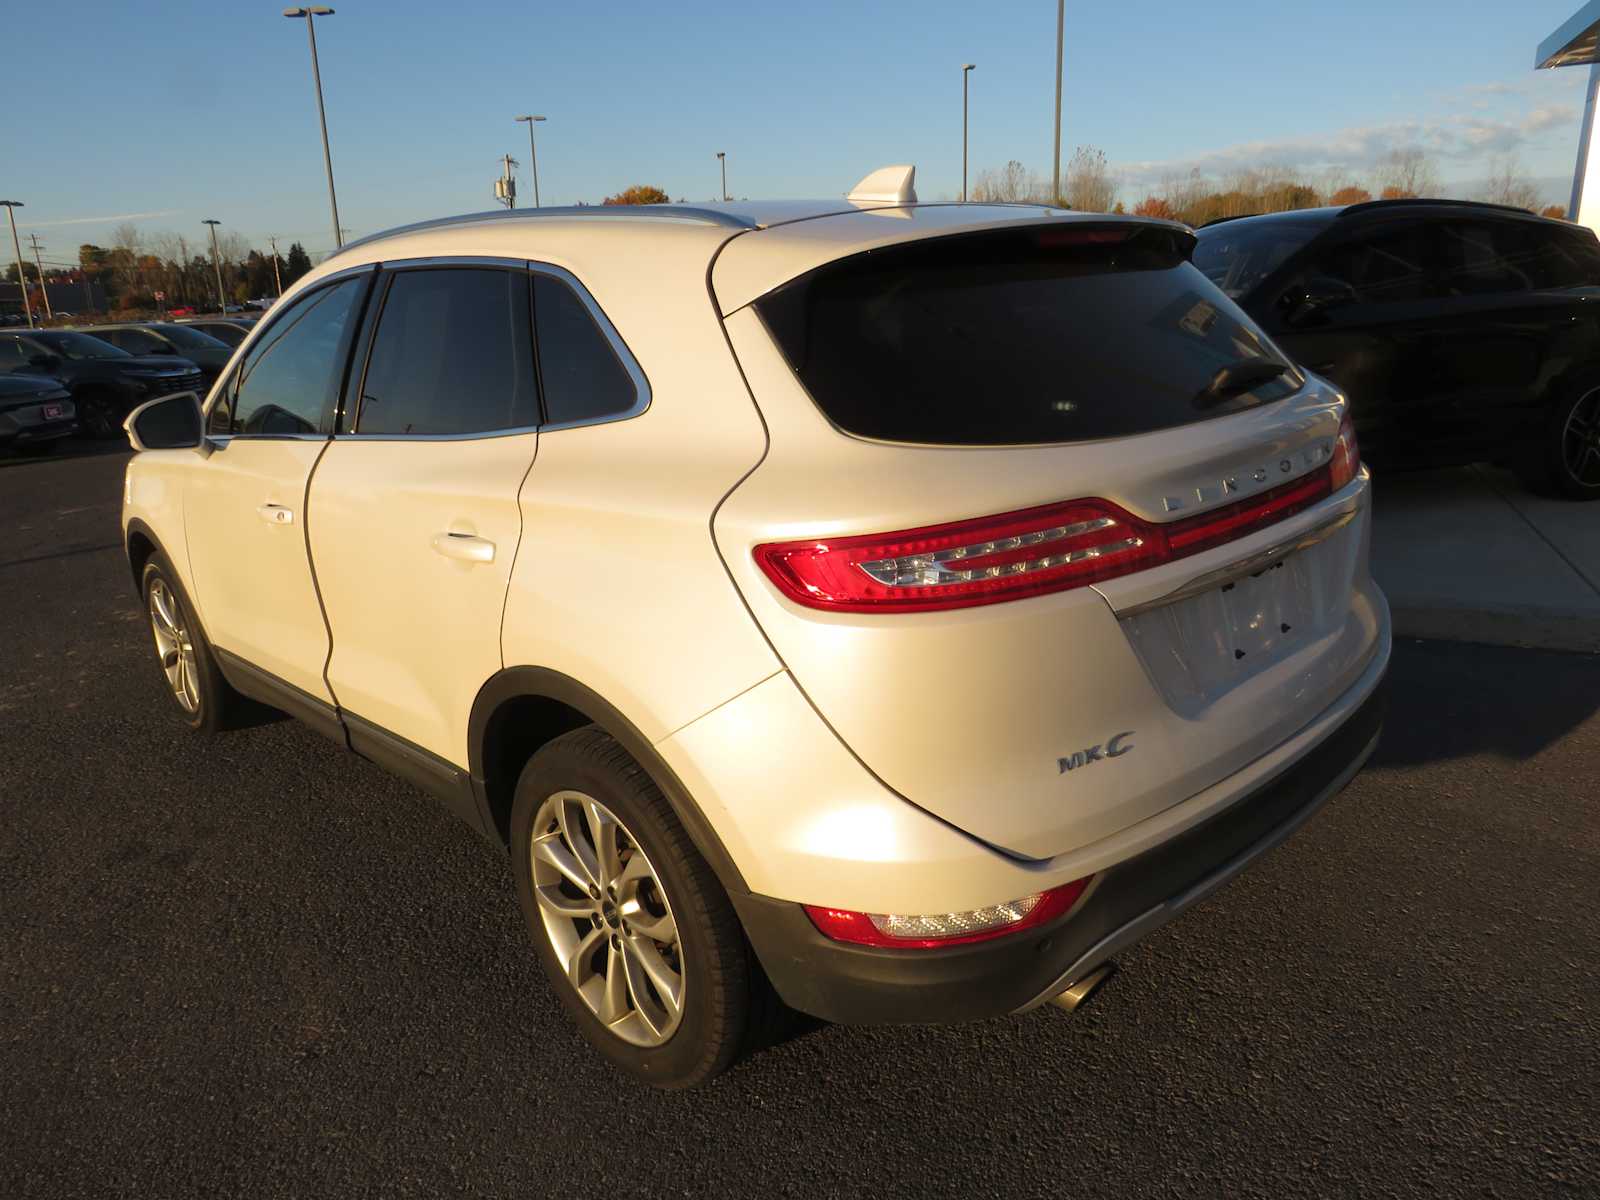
left=712, top=216, right=1385, bottom=861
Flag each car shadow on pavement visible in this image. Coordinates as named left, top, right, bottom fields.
left=1370, top=637, right=1600, bottom=769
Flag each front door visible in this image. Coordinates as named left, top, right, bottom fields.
left=183, top=273, right=371, bottom=701
left=306, top=264, right=539, bottom=767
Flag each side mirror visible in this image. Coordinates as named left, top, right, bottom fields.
left=1280, top=275, right=1359, bottom=325
left=125, top=390, right=204, bottom=452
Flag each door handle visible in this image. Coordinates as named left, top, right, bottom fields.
left=257, top=503, right=294, bottom=526
left=431, top=532, right=496, bottom=564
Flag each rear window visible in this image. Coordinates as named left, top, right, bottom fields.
left=756, top=225, right=1301, bottom=446
left=1192, top=218, right=1328, bottom=299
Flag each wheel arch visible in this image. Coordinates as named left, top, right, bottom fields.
left=469, top=667, right=751, bottom=898
left=124, top=517, right=163, bottom=595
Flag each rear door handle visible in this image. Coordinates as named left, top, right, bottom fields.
left=431, top=532, right=496, bottom=564
left=257, top=503, right=294, bottom=526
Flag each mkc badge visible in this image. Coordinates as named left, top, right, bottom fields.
left=1058, top=731, right=1135, bottom=774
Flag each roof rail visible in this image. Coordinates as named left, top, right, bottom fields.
left=1339, top=197, right=1541, bottom=218
left=333, top=204, right=758, bottom=257
left=1198, top=213, right=1262, bottom=228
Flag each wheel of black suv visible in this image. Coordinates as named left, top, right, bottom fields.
left=510, top=727, right=754, bottom=1088
left=76, top=389, right=120, bottom=440
left=141, top=553, right=238, bottom=734
left=1523, top=377, right=1600, bottom=500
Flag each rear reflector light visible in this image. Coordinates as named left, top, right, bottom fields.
left=803, top=878, right=1091, bottom=950
left=755, top=464, right=1336, bottom=613
left=1330, top=413, right=1360, bottom=491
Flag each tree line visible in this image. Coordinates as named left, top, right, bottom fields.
left=6, top=222, right=316, bottom=315
left=969, top=146, right=1565, bottom=226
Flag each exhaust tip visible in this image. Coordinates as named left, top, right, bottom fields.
left=1049, top=962, right=1117, bottom=1014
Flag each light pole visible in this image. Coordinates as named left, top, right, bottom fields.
left=267, top=235, right=284, bottom=296
left=1052, top=0, right=1064, bottom=205
left=203, top=219, right=226, bottom=313
left=962, top=64, right=976, bottom=202
left=1, top=201, right=33, bottom=328
left=27, top=234, right=53, bottom=320
left=284, top=6, right=343, bottom=249
left=515, top=115, right=546, bottom=208
left=716, top=151, right=727, bottom=201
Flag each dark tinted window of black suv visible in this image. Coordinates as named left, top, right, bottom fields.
left=1436, top=219, right=1600, bottom=293
left=1302, top=223, right=1434, bottom=304
left=755, top=225, right=1300, bottom=446
left=358, top=268, right=536, bottom=436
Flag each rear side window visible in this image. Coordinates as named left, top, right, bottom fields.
left=99, top=328, right=168, bottom=355
left=217, top=276, right=365, bottom=436
left=532, top=274, right=637, bottom=426
left=1437, top=220, right=1600, bottom=293
left=755, top=225, right=1300, bottom=446
left=357, top=268, right=536, bottom=436
left=1302, top=224, right=1434, bottom=304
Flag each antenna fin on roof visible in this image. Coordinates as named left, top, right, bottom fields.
left=847, top=164, right=917, bottom=205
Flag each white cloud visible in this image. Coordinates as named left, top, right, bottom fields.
left=24, top=209, right=179, bottom=228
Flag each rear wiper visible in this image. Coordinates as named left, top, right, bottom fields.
left=1195, top=359, right=1289, bottom=407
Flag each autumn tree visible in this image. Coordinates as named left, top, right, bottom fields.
left=1541, top=204, right=1569, bottom=219
left=1132, top=196, right=1179, bottom=220
left=602, top=185, right=671, bottom=205
left=1063, top=145, right=1116, bottom=212
left=971, top=160, right=1044, bottom=203
left=1374, top=148, right=1439, bottom=200
left=1328, top=186, right=1372, bottom=206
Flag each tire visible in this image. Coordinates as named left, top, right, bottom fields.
left=76, top=389, right=121, bottom=440
left=510, top=727, right=754, bottom=1088
left=140, top=553, right=238, bottom=734
left=1520, top=377, right=1600, bottom=501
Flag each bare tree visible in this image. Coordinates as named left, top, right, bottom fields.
left=1374, top=148, right=1440, bottom=200
left=1063, top=145, right=1115, bottom=212
left=970, top=160, right=1046, bottom=203
left=1480, top=155, right=1542, bottom=212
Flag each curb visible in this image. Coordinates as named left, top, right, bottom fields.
left=1390, top=603, right=1600, bottom=654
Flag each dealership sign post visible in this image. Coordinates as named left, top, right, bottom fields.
left=1538, top=2, right=1600, bottom=230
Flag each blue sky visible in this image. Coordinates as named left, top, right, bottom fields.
left=2, top=0, right=1594, bottom=263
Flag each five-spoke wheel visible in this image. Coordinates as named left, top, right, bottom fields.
left=148, top=576, right=200, bottom=714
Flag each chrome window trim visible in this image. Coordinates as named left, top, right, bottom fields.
left=206, top=263, right=379, bottom=442
left=333, top=256, right=650, bottom=443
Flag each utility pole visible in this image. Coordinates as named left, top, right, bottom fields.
left=26, top=233, right=53, bottom=320
left=716, top=151, right=727, bottom=201
left=1, top=201, right=33, bottom=328
left=494, top=155, right=519, bottom=208
left=1052, top=0, right=1065, bottom=205
left=267, top=236, right=284, bottom=296
left=962, top=64, right=976, bottom=202
left=203, top=219, right=226, bottom=313
left=515, top=115, right=546, bottom=207
left=284, top=7, right=344, bottom=249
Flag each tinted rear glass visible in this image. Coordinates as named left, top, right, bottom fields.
left=1192, top=218, right=1328, bottom=299
left=756, top=225, right=1301, bottom=446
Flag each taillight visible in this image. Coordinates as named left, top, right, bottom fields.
left=755, top=465, right=1336, bottom=613
left=1330, top=413, right=1360, bottom=491
left=803, top=878, right=1091, bottom=950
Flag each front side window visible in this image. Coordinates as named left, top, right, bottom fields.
left=219, top=276, right=366, bottom=436
left=356, top=268, right=536, bottom=436
left=98, top=328, right=170, bottom=355
left=532, top=273, right=638, bottom=426
left=30, top=331, right=129, bottom=360
left=158, top=324, right=229, bottom=352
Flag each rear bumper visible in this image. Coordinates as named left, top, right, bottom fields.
left=733, top=669, right=1387, bottom=1025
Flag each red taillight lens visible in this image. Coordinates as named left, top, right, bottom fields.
left=755, top=466, right=1336, bottom=613
left=1330, top=414, right=1360, bottom=491
left=802, top=878, right=1091, bottom=950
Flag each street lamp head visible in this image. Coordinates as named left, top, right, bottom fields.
left=203, top=219, right=221, bottom=226
left=283, top=6, right=334, bottom=17
left=963, top=63, right=976, bottom=71
left=716, top=151, right=726, bottom=159
left=0, top=200, right=22, bottom=207
left=516, top=114, right=547, bottom=124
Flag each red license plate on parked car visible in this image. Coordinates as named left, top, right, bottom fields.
left=42, top=403, right=64, bottom=420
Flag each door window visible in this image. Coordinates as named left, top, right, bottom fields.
left=1440, top=220, right=1600, bottom=292
left=532, top=273, right=638, bottom=426
left=356, top=267, right=536, bottom=436
left=1298, top=224, right=1435, bottom=305
left=99, top=328, right=169, bottom=355
left=216, top=275, right=366, bottom=437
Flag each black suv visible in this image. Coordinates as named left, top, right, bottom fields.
left=0, top=329, right=203, bottom=439
left=84, top=322, right=233, bottom=390
left=1193, top=200, right=1600, bottom=499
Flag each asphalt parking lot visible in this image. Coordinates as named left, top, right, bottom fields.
left=3, top=447, right=1598, bottom=1198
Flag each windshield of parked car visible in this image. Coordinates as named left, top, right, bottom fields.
left=28, top=331, right=131, bottom=360
left=755, top=223, right=1302, bottom=446
left=1192, top=218, right=1329, bottom=299
left=157, top=324, right=229, bottom=351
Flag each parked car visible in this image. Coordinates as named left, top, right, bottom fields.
left=0, top=329, right=203, bottom=438
left=121, top=175, right=1389, bottom=1087
left=84, top=322, right=233, bottom=389
left=0, top=372, right=76, bottom=454
left=1193, top=199, right=1600, bottom=499
left=174, top=316, right=258, bottom=348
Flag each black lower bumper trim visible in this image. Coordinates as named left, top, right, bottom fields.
left=734, top=672, right=1387, bottom=1025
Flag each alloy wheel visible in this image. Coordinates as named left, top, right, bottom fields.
left=529, top=790, right=685, bottom=1047
left=80, top=395, right=116, bottom=439
left=148, top=578, right=200, bottom=713
left=1562, top=386, right=1600, bottom=488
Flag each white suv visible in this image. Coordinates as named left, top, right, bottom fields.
left=122, top=168, right=1390, bottom=1088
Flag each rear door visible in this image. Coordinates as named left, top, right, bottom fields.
left=305, top=262, right=539, bottom=769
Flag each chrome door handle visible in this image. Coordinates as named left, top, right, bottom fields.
left=256, top=503, right=294, bottom=526
left=431, top=532, right=496, bottom=563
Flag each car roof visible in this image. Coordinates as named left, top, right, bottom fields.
left=1198, top=199, right=1568, bottom=235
